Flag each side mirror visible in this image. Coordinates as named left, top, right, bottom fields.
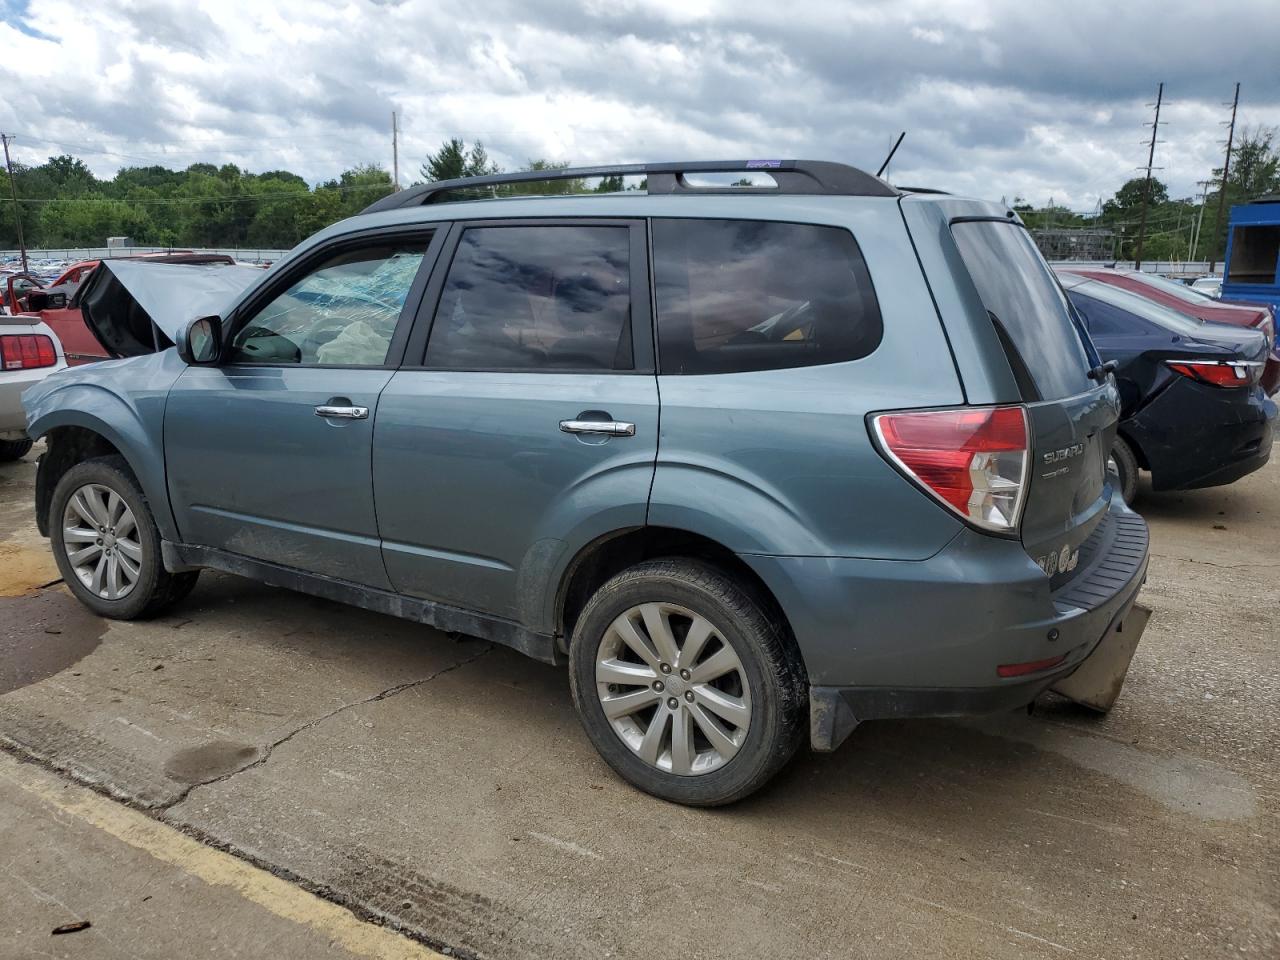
left=177, top=316, right=222, bottom=365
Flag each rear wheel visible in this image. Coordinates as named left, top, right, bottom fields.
left=0, top=438, right=33, bottom=461
left=569, top=558, right=806, bottom=806
left=50, top=456, right=199, bottom=619
left=1109, top=436, right=1139, bottom=505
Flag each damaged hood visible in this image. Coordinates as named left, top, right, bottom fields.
left=79, top=260, right=265, bottom=357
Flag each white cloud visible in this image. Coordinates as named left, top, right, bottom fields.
left=0, top=0, right=1276, bottom=208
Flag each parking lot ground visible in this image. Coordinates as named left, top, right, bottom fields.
left=0, top=753, right=444, bottom=960
left=1, top=446, right=1277, bottom=960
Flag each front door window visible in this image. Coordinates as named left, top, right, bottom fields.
left=229, top=241, right=429, bottom=366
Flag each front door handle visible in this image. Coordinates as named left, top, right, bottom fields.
left=315, top=404, right=369, bottom=420
left=559, top=419, right=636, bottom=437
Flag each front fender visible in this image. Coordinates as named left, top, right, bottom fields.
left=25, top=354, right=182, bottom=541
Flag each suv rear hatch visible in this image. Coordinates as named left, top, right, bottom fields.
left=949, top=218, right=1116, bottom=586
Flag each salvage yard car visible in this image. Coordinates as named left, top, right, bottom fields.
left=1064, top=265, right=1280, bottom=395
left=1, top=311, right=66, bottom=460
left=22, top=160, right=1151, bottom=806
left=1060, top=272, right=1276, bottom=503
left=10, top=253, right=243, bottom=365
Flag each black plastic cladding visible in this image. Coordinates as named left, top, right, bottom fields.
left=360, top=160, right=900, bottom=214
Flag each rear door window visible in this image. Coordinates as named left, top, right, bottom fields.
left=651, top=218, right=882, bottom=374
left=951, top=221, right=1093, bottom=399
left=424, top=225, right=633, bottom=371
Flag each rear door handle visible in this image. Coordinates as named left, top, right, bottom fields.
left=315, top=404, right=369, bottom=420
left=559, top=419, right=636, bottom=437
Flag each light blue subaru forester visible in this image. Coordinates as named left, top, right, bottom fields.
left=24, top=161, right=1150, bottom=805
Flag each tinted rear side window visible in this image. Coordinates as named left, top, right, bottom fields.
left=425, top=225, right=632, bottom=371
left=951, top=221, right=1093, bottom=399
left=652, top=218, right=882, bottom=374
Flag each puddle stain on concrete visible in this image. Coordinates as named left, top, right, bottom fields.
left=164, top=741, right=264, bottom=785
left=967, top=713, right=1258, bottom=822
left=0, top=541, right=60, bottom=597
left=0, top=587, right=106, bottom=695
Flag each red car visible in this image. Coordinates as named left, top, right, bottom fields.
left=1057, top=267, right=1279, bottom=394
left=9, top=252, right=235, bottom=365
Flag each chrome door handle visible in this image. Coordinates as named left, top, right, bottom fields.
left=314, top=404, right=369, bottom=420
left=559, top=419, right=636, bottom=437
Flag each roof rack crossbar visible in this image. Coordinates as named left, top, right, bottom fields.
left=360, top=159, right=897, bottom=214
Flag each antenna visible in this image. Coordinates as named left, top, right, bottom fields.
left=391, top=111, right=401, bottom=192
left=875, top=132, right=906, bottom=179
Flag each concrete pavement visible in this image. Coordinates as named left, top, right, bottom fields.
left=1, top=445, right=1276, bottom=959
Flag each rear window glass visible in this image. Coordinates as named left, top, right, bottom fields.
left=952, top=221, right=1093, bottom=399
left=1072, top=279, right=1206, bottom=337
left=651, top=218, right=883, bottom=375
left=1124, top=271, right=1215, bottom=304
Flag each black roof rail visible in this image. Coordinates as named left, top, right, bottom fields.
left=360, top=159, right=898, bottom=214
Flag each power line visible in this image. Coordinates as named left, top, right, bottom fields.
left=5, top=132, right=368, bottom=167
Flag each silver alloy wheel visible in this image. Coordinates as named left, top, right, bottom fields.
left=61, top=482, right=143, bottom=600
left=595, top=602, right=752, bottom=776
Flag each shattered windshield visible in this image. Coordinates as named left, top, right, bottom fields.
left=230, top=241, right=429, bottom=365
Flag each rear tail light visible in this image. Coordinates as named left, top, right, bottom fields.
left=0, top=333, right=58, bottom=370
left=1166, top=359, right=1261, bottom=387
left=872, top=405, right=1030, bottom=534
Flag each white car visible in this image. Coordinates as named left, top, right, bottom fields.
left=0, top=313, right=68, bottom=461
left=1190, top=276, right=1222, bottom=298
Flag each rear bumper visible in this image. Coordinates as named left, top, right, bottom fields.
left=1, top=367, right=64, bottom=436
left=742, top=493, right=1149, bottom=751
left=1131, top=385, right=1275, bottom=491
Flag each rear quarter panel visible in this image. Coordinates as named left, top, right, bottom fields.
left=648, top=197, right=967, bottom=560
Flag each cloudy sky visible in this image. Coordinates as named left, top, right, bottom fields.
left=1, top=0, right=1278, bottom=209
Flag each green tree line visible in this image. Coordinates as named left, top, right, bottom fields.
left=0, top=155, right=396, bottom=250
left=3, top=130, right=1275, bottom=255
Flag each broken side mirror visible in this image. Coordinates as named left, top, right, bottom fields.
left=178, top=315, right=222, bottom=365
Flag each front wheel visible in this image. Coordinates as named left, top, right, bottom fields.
left=569, top=558, right=806, bottom=806
left=49, top=455, right=199, bottom=619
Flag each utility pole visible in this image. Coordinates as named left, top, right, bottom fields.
left=1209, top=82, right=1239, bottom=275
left=1, top=133, right=29, bottom=274
left=1189, top=179, right=1212, bottom=263
left=1133, top=82, right=1164, bottom=271
left=391, top=111, right=401, bottom=192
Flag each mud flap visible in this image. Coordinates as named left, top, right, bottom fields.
left=1050, top=602, right=1151, bottom=712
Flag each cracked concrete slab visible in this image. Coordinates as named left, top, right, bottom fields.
left=0, top=563, right=486, bottom=807
left=2, top=445, right=1278, bottom=959
left=162, top=639, right=1278, bottom=960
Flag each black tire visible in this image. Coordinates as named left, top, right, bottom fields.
left=569, top=558, right=806, bottom=806
left=49, top=455, right=199, bottom=619
left=0, top=437, right=33, bottom=461
left=1109, top=435, right=1139, bottom=506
